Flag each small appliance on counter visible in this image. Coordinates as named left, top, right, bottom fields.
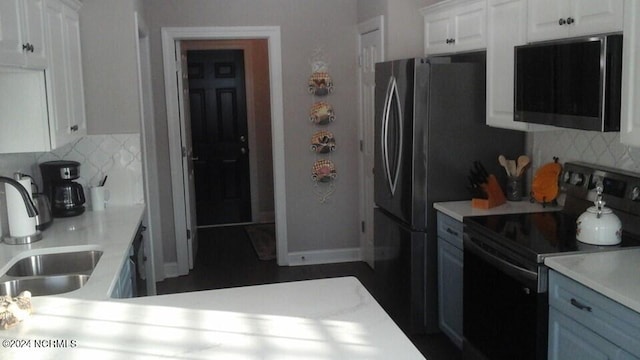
left=39, top=161, right=85, bottom=218
left=1, top=173, right=42, bottom=245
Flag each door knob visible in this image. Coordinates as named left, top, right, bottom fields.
left=240, top=147, right=247, bottom=154
left=240, top=135, right=246, bottom=143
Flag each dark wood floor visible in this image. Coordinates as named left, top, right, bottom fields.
left=156, top=225, right=462, bottom=360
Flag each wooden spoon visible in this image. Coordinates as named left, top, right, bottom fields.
left=507, top=160, right=517, bottom=178
left=498, top=155, right=510, bottom=176
left=516, top=155, right=530, bottom=176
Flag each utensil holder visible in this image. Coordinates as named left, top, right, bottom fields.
left=472, top=174, right=507, bottom=209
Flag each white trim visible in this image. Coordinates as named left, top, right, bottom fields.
left=134, top=12, right=161, bottom=292
left=161, top=26, right=288, bottom=276
left=357, top=17, right=384, bottom=268
left=357, top=15, right=385, bottom=39
left=288, top=248, right=362, bottom=266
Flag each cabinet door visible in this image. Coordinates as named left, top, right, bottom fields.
left=63, top=4, right=86, bottom=139
left=569, top=0, right=623, bottom=38
left=23, top=0, right=47, bottom=69
left=621, top=0, right=640, bottom=147
left=528, top=0, right=569, bottom=42
left=450, top=0, right=486, bottom=53
left=549, top=308, right=639, bottom=360
left=45, top=0, right=71, bottom=149
left=437, top=237, right=463, bottom=348
left=487, top=0, right=557, bottom=131
left=424, top=8, right=453, bottom=55
left=0, top=0, right=25, bottom=66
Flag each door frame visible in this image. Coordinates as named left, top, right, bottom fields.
left=162, top=26, right=288, bottom=275
left=357, top=16, right=384, bottom=268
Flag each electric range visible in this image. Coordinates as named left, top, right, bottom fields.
left=461, top=162, right=640, bottom=360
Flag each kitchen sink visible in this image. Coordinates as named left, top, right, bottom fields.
left=5, top=250, right=103, bottom=277
left=0, top=250, right=103, bottom=297
left=0, top=274, right=90, bottom=297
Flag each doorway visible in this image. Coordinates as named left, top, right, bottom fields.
left=182, top=40, right=274, bottom=227
left=161, top=26, right=289, bottom=276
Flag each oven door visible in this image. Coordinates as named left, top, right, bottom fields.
left=462, top=231, right=548, bottom=360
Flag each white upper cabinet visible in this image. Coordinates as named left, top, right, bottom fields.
left=528, top=0, right=624, bottom=42
left=421, top=0, right=487, bottom=55
left=486, top=0, right=554, bottom=131
left=621, top=0, right=640, bottom=147
left=45, top=0, right=85, bottom=149
left=0, top=0, right=84, bottom=154
left=0, top=0, right=47, bottom=69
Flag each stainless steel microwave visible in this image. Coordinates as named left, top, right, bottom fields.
left=514, top=34, right=623, bottom=132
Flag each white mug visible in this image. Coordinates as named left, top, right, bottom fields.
left=90, top=186, right=110, bottom=211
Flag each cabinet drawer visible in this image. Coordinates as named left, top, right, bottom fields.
left=437, top=212, right=463, bottom=249
left=549, top=271, right=640, bottom=356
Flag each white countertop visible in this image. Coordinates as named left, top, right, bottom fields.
left=545, top=249, right=640, bottom=314
left=0, top=205, right=145, bottom=300
left=1, top=277, right=425, bottom=360
left=434, top=200, right=560, bottom=221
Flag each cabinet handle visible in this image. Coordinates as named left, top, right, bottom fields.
left=29, top=44, right=35, bottom=53
left=22, top=43, right=30, bottom=52
left=570, top=298, right=592, bottom=312
left=558, top=18, right=567, bottom=25
left=445, top=227, right=459, bottom=237
left=70, top=125, right=79, bottom=132
left=566, top=17, right=575, bottom=25
left=450, top=38, right=455, bottom=44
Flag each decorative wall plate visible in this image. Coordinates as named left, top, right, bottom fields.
left=309, top=101, right=335, bottom=125
left=312, top=159, right=337, bottom=182
left=308, top=71, right=334, bottom=96
left=310, top=130, right=336, bottom=153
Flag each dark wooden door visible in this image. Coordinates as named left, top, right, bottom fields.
left=187, top=49, right=251, bottom=225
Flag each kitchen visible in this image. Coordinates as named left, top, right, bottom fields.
left=0, top=0, right=640, bottom=359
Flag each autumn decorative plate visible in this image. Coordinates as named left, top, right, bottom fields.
left=310, top=130, right=336, bottom=153
left=308, top=71, right=334, bottom=96
left=531, top=158, right=562, bottom=204
left=312, top=159, right=337, bottom=182
left=309, top=101, right=335, bottom=125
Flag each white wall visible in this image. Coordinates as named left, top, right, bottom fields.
left=80, top=0, right=142, bottom=134
left=144, top=0, right=361, bottom=263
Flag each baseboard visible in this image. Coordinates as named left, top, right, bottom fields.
left=288, top=247, right=362, bottom=266
left=164, top=262, right=179, bottom=278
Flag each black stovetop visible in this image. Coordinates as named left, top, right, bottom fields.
left=464, top=210, right=640, bottom=264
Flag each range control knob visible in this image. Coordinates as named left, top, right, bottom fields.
left=562, top=171, right=572, bottom=183
left=632, top=186, right=640, bottom=201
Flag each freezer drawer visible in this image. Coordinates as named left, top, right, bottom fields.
left=373, top=208, right=438, bottom=334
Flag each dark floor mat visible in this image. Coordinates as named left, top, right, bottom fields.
left=245, top=223, right=276, bottom=260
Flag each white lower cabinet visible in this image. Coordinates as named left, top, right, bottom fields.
left=111, top=247, right=135, bottom=299
left=548, top=271, right=640, bottom=360
left=437, top=212, right=463, bottom=349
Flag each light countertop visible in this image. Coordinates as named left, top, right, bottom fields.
left=434, top=200, right=560, bottom=221
left=545, top=249, right=640, bottom=314
left=0, top=205, right=145, bottom=300
left=1, top=277, right=425, bottom=359
left=0, top=207, right=424, bottom=359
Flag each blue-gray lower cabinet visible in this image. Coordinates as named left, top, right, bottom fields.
left=437, top=212, right=463, bottom=349
left=548, top=270, right=640, bottom=360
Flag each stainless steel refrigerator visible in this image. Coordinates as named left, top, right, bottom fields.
left=373, top=54, right=525, bottom=334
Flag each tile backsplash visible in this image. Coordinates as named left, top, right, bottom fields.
left=36, top=134, right=144, bottom=208
left=532, top=130, right=640, bottom=173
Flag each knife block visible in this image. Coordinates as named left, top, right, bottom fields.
left=472, top=174, right=507, bottom=209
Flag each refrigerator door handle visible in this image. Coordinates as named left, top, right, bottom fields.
left=382, top=76, right=403, bottom=196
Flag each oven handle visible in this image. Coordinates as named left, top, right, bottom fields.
left=463, top=233, right=538, bottom=283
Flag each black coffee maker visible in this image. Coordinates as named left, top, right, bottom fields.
left=40, top=161, right=85, bottom=217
